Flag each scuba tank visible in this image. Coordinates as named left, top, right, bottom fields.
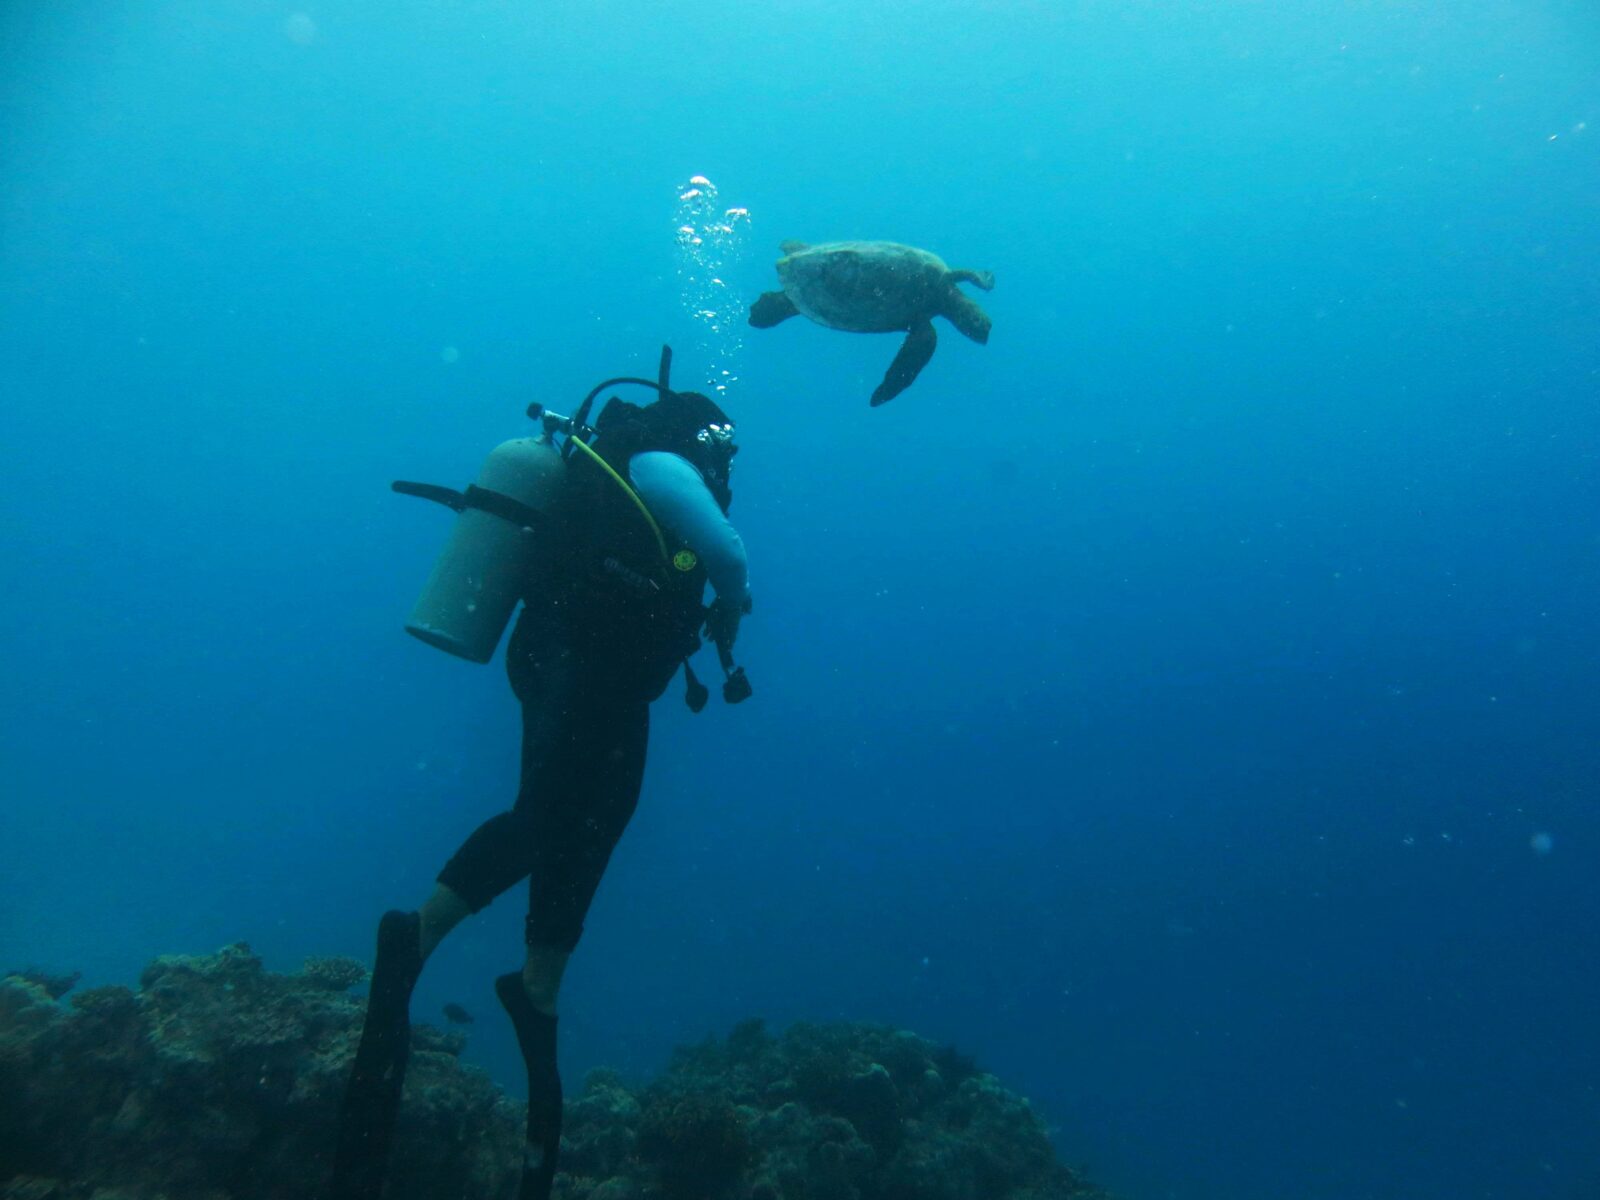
left=393, top=433, right=565, bottom=663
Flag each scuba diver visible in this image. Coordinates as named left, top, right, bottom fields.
left=329, top=348, right=752, bottom=1200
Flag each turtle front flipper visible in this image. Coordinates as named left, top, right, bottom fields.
left=948, top=268, right=995, bottom=291
left=870, top=319, right=937, bottom=407
left=749, top=291, right=800, bottom=328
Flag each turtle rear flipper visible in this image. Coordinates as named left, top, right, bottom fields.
left=948, top=268, right=994, bottom=291
left=941, top=290, right=991, bottom=345
left=749, top=290, right=799, bottom=328
left=870, top=319, right=937, bottom=407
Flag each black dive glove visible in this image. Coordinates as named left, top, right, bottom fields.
left=705, top=594, right=751, bottom=663
left=705, top=595, right=753, bottom=704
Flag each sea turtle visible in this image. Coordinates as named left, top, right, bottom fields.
left=748, top=240, right=995, bottom=406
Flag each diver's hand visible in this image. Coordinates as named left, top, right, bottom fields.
left=706, top=594, right=751, bottom=664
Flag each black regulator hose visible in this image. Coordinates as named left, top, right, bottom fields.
left=571, top=376, right=676, bottom=431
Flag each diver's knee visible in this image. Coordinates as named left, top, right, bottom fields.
left=417, top=883, right=472, bottom=961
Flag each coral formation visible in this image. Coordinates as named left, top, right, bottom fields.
left=593, top=1018, right=1102, bottom=1200
left=0, top=944, right=518, bottom=1199
left=1, top=949, right=1108, bottom=1200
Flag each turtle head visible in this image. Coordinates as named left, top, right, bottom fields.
left=775, top=250, right=816, bottom=290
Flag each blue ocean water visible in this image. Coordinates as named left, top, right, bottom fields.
left=2, top=2, right=1597, bottom=1197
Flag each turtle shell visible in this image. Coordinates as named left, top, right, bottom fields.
left=776, top=241, right=951, bottom=333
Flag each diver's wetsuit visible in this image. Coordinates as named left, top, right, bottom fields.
left=436, top=446, right=750, bottom=948
left=330, top=389, right=747, bottom=1200
left=428, top=603, right=652, bottom=1200
left=435, top=604, right=649, bottom=949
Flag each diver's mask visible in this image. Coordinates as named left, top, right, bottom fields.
left=696, top=422, right=738, bottom=485
left=697, top=422, right=736, bottom=451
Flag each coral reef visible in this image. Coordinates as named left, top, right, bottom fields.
left=0, top=944, right=519, bottom=1200
left=1, top=948, right=1108, bottom=1200
left=599, top=1019, right=1104, bottom=1200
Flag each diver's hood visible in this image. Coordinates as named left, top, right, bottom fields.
left=597, top=389, right=730, bottom=447
left=594, top=387, right=737, bottom=509
left=649, top=389, right=732, bottom=443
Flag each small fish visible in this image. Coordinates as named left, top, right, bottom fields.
left=443, top=1002, right=475, bottom=1026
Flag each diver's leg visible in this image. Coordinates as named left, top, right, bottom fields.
left=523, top=696, right=649, bottom=963
left=418, top=882, right=471, bottom=959
left=332, top=773, right=553, bottom=1200
left=331, top=820, right=535, bottom=1199
left=496, top=970, right=563, bottom=1200
left=498, top=942, right=570, bottom=1200
left=521, top=943, right=571, bottom=1016
left=328, top=647, right=571, bottom=1198
left=431, top=808, right=539, bottom=920
left=425, top=645, right=579, bottom=932
left=501, top=694, right=649, bottom=1200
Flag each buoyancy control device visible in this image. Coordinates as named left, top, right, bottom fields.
left=391, top=346, right=752, bottom=703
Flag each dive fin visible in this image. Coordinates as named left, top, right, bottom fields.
left=329, top=910, right=422, bottom=1200
left=497, top=973, right=563, bottom=1200
left=749, top=290, right=800, bottom=329
left=871, top=319, right=938, bottom=407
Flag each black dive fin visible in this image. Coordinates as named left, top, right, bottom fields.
left=749, top=291, right=799, bottom=329
left=496, top=973, right=563, bottom=1200
left=871, top=319, right=938, bottom=406
left=329, top=910, right=422, bottom=1200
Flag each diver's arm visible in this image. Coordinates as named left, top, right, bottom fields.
left=627, top=451, right=752, bottom=608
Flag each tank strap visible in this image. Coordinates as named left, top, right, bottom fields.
left=391, top=480, right=545, bottom=529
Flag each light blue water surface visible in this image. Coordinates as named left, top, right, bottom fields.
left=2, top=4, right=1598, bottom=1198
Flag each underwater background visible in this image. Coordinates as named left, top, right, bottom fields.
left=2, top=3, right=1597, bottom=1198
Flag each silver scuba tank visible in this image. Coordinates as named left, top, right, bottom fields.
left=403, top=434, right=566, bottom=663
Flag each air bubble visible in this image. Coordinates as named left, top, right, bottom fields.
left=673, top=174, right=751, bottom=393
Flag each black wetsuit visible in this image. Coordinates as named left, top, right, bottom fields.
left=330, top=388, right=736, bottom=1200
left=435, top=601, right=655, bottom=951
left=436, top=396, right=726, bottom=949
